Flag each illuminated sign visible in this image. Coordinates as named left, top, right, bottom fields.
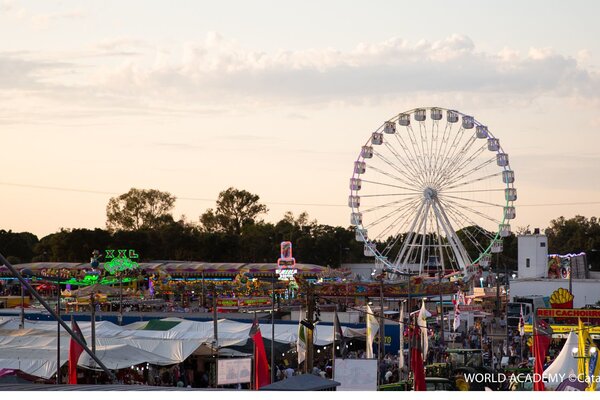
left=104, top=249, right=140, bottom=274
left=276, top=241, right=297, bottom=280
left=537, top=308, right=600, bottom=318
left=217, top=297, right=272, bottom=310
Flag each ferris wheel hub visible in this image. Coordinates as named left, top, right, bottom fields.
left=423, top=187, right=438, bottom=200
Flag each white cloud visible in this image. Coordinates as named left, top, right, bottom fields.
left=1, top=33, right=600, bottom=122
left=85, top=33, right=600, bottom=105
left=1, top=2, right=85, bottom=29
left=30, top=9, right=85, bottom=28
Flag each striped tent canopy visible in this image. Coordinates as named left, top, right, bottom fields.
left=2, top=261, right=326, bottom=278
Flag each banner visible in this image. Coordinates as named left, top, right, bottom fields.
left=217, top=358, right=252, bottom=385
left=365, top=305, right=379, bottom=359
left=297, top=308, right=306, bottom=365
left=334, top=359, right=378, bottom=391
left=249, top=318, right=270, bottom=389
left=68, top=319, right=86, bottom=385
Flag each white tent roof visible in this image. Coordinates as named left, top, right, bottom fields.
left=543, top=330, right=579, bottom=389
left=0, top=317, right=357, bottom=379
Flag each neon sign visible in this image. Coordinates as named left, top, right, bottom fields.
left=104, top=249, right=140, bottom=275
left=276, top=241, right=297, bottom=280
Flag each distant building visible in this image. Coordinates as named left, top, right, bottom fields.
left=510, top=232, right=598, bottom=307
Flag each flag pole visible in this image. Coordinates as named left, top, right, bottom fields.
left=253, top=311, right=257, bottom=390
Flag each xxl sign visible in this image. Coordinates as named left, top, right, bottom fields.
left=104, top=249, right=140, bottom=274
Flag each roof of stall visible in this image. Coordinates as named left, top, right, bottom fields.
left=1, top=262, right=326, bottom=277
left=0, top=316, right=362, bottom=379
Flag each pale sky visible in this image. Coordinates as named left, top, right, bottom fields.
left=1, top=0, right=599, bottom=238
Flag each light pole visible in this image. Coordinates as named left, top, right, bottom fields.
left=572, top=345, right=597, bottom=381
left=19, top=269, right=32, bottom=329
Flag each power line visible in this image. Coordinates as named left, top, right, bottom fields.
left=0, top=181, right=342, bottom=207
left=1, top=181, right=599, bottom=208
left=0, top=182, right=119, bottom=196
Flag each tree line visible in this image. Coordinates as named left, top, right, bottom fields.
left=0, top=187, right=598, bottom=271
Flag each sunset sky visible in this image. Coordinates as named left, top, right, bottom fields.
left=1, top=0, right=599, bottom=238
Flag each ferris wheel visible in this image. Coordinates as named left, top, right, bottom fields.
left=349, top=107, right=516, bottom=278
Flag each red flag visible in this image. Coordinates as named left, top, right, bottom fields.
left=249, top=318, right=270, bottom=390
left=410, top=324, right=426, bottom=391
left=533, top=318, right=553, bottom=391
left=68, top=319, right=86, bottom=385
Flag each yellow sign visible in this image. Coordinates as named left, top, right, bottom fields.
left=524, top=324, right=600, bottom=335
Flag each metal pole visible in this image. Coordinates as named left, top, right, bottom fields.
left=439, top=271, right=445, bottom=350
left=90, top=293, right=96, bottom=355
left=213, top=289, right=218, bottom=387
left=20, top=282, right=24, bottom=329
left=119, top=273, right=123, bottom=326
left=520, top=334, right=523, bottom=364
left=201, top=271, right=205, bottom=311
left=378, top=278, right=384, bottom=387
left=569, top=262, right=573, bottom=295
left=406, top=272, right=411, bottom=372
left=505, top=264, right=510, bottom=361
left=332, top=308, right=337, bottom=380
left=271, top=274, right=275, bottom=383
left=306, top=283, right=314, bottom=374
left=252, top=320, right=257, bottom=390
left=57, top=279, right=61, bottom=384
left=0, top=254, right=117, bottom=382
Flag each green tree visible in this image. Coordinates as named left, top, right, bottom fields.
left=106, top=188, right=176, bottom=232
left=545, top=215, right=600, bottom=254
left=0, top=230, right=38, bottom=263
left=199, top=187, right=268, bottom=235
left=34, top=228, right=111, bottom=262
